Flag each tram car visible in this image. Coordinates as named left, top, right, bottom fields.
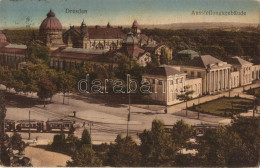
left=16, top=120, right=44, bottom=132
left=5, top=119, right=16, bottom=132
left=46, top=119, right=75, bottom=132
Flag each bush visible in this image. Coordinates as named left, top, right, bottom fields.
left=81, top=129, right=91, bottom=146
left=52, top=133, right=66, bottom=150
left=67, top=145, right=102, bottom=167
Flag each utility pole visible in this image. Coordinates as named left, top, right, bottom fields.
left=253, top=96, right=256, bottom=117
left=28, top=110, right=31, bottom=140
left=127, top=93, right=131, bottom=137
left=88, top=122, right=93, bottom=149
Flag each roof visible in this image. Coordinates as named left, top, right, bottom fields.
left=185, top=55, right=224, bottom=68
left=0, top=43, right=27, bottom=54
left=69, top=25, right=126, bottom=39
left=146, top=65, right=183, bottom=77
left=40, top=10, right=62, bottom=31
left=62, top=47, right=108, bottom=54
left=5, top=44, right=27, bottom=49
left=123, top=32, right=139, bottom=44
left=227, top=56, right=252, bottom=65
left=51, top=47, right=110, bottom=62
left=178, top=50, right=199, bottom=56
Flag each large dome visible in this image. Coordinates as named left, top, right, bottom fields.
left=0, top=31, right=7, bottom=42
left=40, top=10, right=62, bottom=31
left=123, top=32, right=138, bottom=45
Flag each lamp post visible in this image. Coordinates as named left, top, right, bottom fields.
left=28, top=110, right=31, bottom=140
left=127, top=93, right=131, bottom=137
left=88, top=122, right=93, bottom=149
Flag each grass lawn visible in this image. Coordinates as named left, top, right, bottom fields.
left=191, top=97, right=254, bottom=117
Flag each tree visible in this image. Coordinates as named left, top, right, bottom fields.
left=37, top=76, right=57, bottom=107
left=67, top=145, right=102, bottom=167
left=27, top=41, right=50, bottom=64
left=107, top=135, right=141, bottom=167
left=52, top=133, right=66, bottom=151
left=139, top=119, right=176, bottom=166
left=196, top=121, right=259, bottom=167
left=81, top=129, right=91, bottom=146
left=56, top=72, right=75, bottom=104
left=177, top=85, right=194, bottom=117
left=172, top=120, right=194, bottom=152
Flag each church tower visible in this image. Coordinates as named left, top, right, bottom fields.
left=131, top=20, right=141, bottom=37
left=80, top=19, right=89, bottom=49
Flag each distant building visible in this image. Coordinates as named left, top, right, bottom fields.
left=142, top=65, right=202, bottom=105
left=175, top=50, right=199, bottom=61
left=227, top=56, right=253, bottom=86
left=0, top=39, right=27, bottom=68
left=179, top=55, right=232, bottom=95
left=39, top=10, right=64, bottom=48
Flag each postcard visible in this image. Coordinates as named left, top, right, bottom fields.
left=0, top=0, right=259, bottom=167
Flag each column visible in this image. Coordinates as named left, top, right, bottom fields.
left=213, top=71, right=215, bottom=93
left=216, top=70, right=218, bottom=91
left=206, top=72, right=209, bottom=93
left=209, top=71, right=212, bottom=93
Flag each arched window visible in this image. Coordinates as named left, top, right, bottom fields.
left=96, top=43, right=104, bottom=50
left=109, top=43, right=117, bottom=50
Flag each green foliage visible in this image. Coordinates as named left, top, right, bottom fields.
left=11, top=132, right=22, bottom=150
left=107, top=135, right=141, bottom=167
left=52, top=134, right=66, bottom=150
left=2, top=29, right=38, bottom=45
left=142, top=28, right=259, bottom=63
left=177, top=85, right=194, bottom=102
left=196, top=117, right=260, bottom=167
left=115, top=55, right=144, bottom=82
left=37, top=76, right=57, bottom=106
left=67, top=145, right=102, bottom=167
left=139, top=119, right=176, bottom=166
left=27, top=42, right=50, bottom=64
left=172, top=120, right=194, bottom=149
left=81, top=129, right=91, bottom=146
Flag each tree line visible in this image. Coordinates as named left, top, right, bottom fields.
left=142, top=28, right=260, bottom=64
left=49, top=117, right=259, bottom=167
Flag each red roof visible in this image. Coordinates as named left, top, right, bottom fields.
left=72, top=26, right=126, bottom=39
left=0, top=42, right=9, bottom=48
left=40, top=10, right=62, bottom=31
left=51, top=47, right=102, bottom=60
left=0, top=47, right=26, bottom=54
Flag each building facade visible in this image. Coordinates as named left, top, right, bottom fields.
left=142, top=65, right=202, bottom=105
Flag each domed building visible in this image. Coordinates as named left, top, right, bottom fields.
left=0, top=31, right=7, bottom=42
left=39, top=10, right=64, bottom=48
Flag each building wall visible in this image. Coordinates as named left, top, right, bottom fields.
left=231, top=71, right=240, bottom=88
left=252, top=65, right=260, bottom=80
left=180, top=66, right=207, bottom=94
left=185, top=78, right=202, bottom=98
left=50, top=57, right=117, bottom=71
left=0, top=52, right=26, bottom=68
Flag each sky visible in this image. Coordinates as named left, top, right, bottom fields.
left=0, top=0, right=259, bottom=28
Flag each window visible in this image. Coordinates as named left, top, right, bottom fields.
left=198, top=72, right=201, bottom=77
left=191, top=71, right=194, bottom=77
left=170, top=80, right=173, bottom=85
left=152, top=79, right=155, bottom=84
left=159, top=80, right=163, bottom=85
